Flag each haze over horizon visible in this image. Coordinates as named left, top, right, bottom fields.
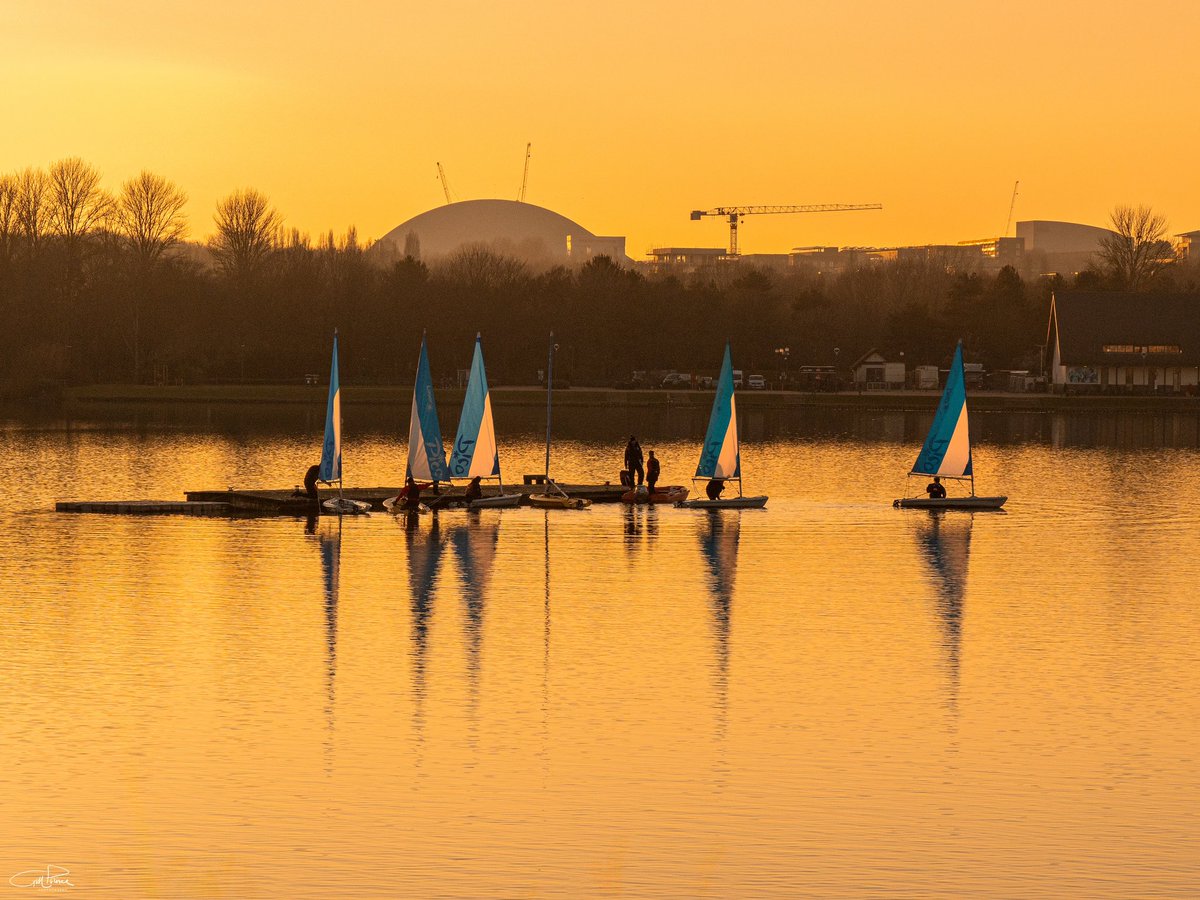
left=4, top=0, right=1199, bottom=257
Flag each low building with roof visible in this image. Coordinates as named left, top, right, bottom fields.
left=1046, top=291, right=1200, bottom=393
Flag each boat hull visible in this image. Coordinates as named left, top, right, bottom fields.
left=677, top=496, right=768, bottom=510
left=893, top=496, right=1007, bottom=511
left=620, top=486, right=689, bottom=504
left=469, top=493, right=522, bottom=509
left=528, top=494, right=592, bottom=510
left=323, top=498, right=372, bottom=515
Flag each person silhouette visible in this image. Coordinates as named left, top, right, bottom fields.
left=926, top=476, right=947, bottom=499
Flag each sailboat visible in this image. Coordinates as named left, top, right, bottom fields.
left=447, top=334, right=522, bottom=508
left=528, top=332, right=591, bottom=510
left=893, top=341, right=1007, bottom=510
left=318, top=330, right=371, bottom=515
left=385, top=333, right=451, bottom=512
left=677, top=342, right=768, bottom=509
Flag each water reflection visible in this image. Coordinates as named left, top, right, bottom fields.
left=310, top=515, right=340, bottom=766
left=697, top=512, right=740, bottom=730
left=914, top=512, right=972, bottom=710
left=623, top=503, right=659, bottom=560
left=448, top=516, right=499, bottom=727
left=404, top=511, right=445, bottom=743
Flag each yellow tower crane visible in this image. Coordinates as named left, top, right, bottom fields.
left=690, top=203, right=883, bottom=256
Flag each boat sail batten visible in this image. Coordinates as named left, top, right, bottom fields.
left=910, top=342, right=974, bottom=479
left=448, top=335, right=501, bottom=480
left=407, top=335, right=450, bottom=482
left=696, top=343, right=742, bottom=481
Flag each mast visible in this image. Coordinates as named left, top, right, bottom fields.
left=544, top=332, right=555, bottom=481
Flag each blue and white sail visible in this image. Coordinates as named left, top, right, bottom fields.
left=448, top=334, right=501, bottom=480
left=911, top=341, right=973, bottom=478
left=406, top=334, right=450, bottom=481
left=696, top=342, right=741, bottom=480
left=318, top=331, right=342, bottom=483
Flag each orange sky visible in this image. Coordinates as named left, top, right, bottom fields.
left=3, top=0, right=1199, bottom=258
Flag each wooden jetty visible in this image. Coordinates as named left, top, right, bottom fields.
left=57, top=478, right=628, bottom=517
left=56, top=500, right=231, bottom=516
left=185, top=480, right=628, bottom=514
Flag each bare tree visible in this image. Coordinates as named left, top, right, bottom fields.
left=0, top=174, right=17, bottom=264
left=48, top=157, right=113, bottom=250
left=1099, top=204, right=1173, bottom=291
left=15, top=167, right=50, bottom=252
left=115, top=171, right=188, bottom=269
left=209, top=188, right=281, bottom=280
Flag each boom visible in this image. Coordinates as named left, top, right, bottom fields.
left=690, top=203, right=882, bottom=255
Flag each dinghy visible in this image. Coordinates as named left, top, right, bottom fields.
left=385, top=334, right=452, bottom=513
left=447, top=334, right=522, bottom=509
left=676, top=342, right=768, bottom=510
left=318, top=331, right=371, bottom=515
left=621, top=485, right=690, bottom=504
left=893, top=341, right=1007, bottom=511
left=528, top=332, right=591, bottom=510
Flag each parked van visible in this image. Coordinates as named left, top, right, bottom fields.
left=732, top=369, right=744, bottom=388
left=747, top=374, right=766, bottom=390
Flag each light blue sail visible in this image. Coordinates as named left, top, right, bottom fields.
left=696, top=342, right=741, bottom=480
left=911, top=341, right=973, bottom=478
left=406, top=335, right=450, bottom=481
left=318, top=331, right=341, bottom=483
left=448, top=334, right=501, bottom=480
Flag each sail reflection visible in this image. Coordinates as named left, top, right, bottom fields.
left=448, top=517, right=499, bottom=716
left=310, top=515, right=340, bottom=758
left=405, top=512, right=445, bottom=741
left=697, top=512, right=740, bottom=728
left=915, top=512, right=973, bottom=710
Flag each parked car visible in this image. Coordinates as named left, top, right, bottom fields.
left=661, top=373, right=692, bottom=388
left=747, top=374, right=766, bottom=390
left=732, top=369, right=744, bottom=388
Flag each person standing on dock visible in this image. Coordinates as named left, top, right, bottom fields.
left=646, top=450, right=660, bottom=495
left=625, top=436, right=644, bottom=487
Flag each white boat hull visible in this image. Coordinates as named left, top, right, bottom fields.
left=323, top=498, right=371, bottom=515
left=677, top=496, right=768, bottom=510
left=469, top=493, right=522, bottom=509
left=893, top=496, right=1007, bottom=511
left=528, top=494, right=591, bottom=510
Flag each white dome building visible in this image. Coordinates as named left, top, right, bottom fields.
left=373, top=199, right=630, bottom=267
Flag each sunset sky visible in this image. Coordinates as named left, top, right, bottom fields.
left=4, top=0, right=1199, bottom=258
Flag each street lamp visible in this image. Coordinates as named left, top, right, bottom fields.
left=774, top=346, right=790, bottom=389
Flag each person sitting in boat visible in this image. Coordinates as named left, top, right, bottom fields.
left=463, top=476, right=483, bottom=504
left=646, top=450, right=660, bottom=495
left=301, top=463, right=321, bottom=500
left=706, top=478, right=725, bottom=501
left=624, top=436, right=644, bottom=487
left=401, top=475, right=423, bottom=510
left=926, top=477, right=947, bottom=499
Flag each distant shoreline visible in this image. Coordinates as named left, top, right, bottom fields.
left=58, top=384, right=1200, bottom=414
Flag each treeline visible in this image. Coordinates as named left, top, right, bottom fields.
left=3, top=160, right=1195, bottom=397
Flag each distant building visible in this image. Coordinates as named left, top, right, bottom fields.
left=1175, top=230, right=1200, bottom=259
left=1017, top=220, right=1113, bottom=276
left=372, top=199, right=630, bottom=268
left=1046, top=291, right=1200, bottom=393
left=850, top=349, right=906, bottom=389
left=644, top=247, right=727, bottom=275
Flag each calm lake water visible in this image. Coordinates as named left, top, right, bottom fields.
left=2, top=403, right=1199, bottom=898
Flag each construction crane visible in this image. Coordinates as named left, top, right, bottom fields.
left=690, top=204, right=883, bottom=256
left=517, top=143, right=532, bottom=202
left=436, top=162, right=455, bottom=205
left=1003, top=180, right=1019, bottom=237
